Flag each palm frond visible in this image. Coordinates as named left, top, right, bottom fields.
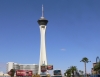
left=81, top=57, right=89, bottom=63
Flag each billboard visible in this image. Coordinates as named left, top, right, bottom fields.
left=16, top=70, right=33, bottom=76
left=47, top=65, right=53, bottom=70
left=41, top=65, right=47, bottom=72
left=53, top=70, right=61, bottom=75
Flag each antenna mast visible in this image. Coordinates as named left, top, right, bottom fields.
left=42, top=4, right=44, bottom=17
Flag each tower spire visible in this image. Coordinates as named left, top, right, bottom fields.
left=42, top=4, right=44, bottom=18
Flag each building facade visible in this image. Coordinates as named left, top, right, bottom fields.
left=91, top=63, right=99, bottom=74
left=7, top=62, right=38, bottom=74
left=7, top=62, right=14, bottom=72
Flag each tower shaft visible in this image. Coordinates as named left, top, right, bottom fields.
left=38, top=25, right=47, bottom=74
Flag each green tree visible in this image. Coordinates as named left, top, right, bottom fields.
left=79, top=70, right=84, bottom=75
left=79, top=70, right=84, bottom=77
left=80, top=57, right=91, bottom=77
left=65, top=69, right=71, bottom=77
left=94, top=62, right=100, bottom=74
left=70, top=66, right=77, bottom=77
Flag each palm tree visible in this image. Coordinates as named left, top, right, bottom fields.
left=96, top=56, right=100, bottom=74
left=94, top=62, right=100, bottom=74
left=80, top=57, right=91, bottom=77
left=70, top=66, right=77, bottom=77
left=65, top=69, right=72, bottom=77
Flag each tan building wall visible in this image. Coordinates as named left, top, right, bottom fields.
left=93, top=63, right=97, bottom=67
left=91, top=63, right=99, bottom=74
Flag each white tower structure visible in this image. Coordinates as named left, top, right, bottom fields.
left=7, top=62, right=14, bottom=72
left=37, top=5, right=48, bottom=74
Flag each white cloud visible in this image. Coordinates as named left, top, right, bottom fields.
left=60, top=48, right=66, bottom=51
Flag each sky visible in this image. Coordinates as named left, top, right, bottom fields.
left=0, top=0, right=100, bottom=74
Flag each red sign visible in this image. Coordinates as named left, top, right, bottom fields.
left=47, top=65, right=53, bottom=70
left=41, top=65, right=47, bottom=72
left=16, top=70, right=33, bottom=76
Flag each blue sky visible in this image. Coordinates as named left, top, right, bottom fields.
left=0, top=0, right=100, bottom=74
